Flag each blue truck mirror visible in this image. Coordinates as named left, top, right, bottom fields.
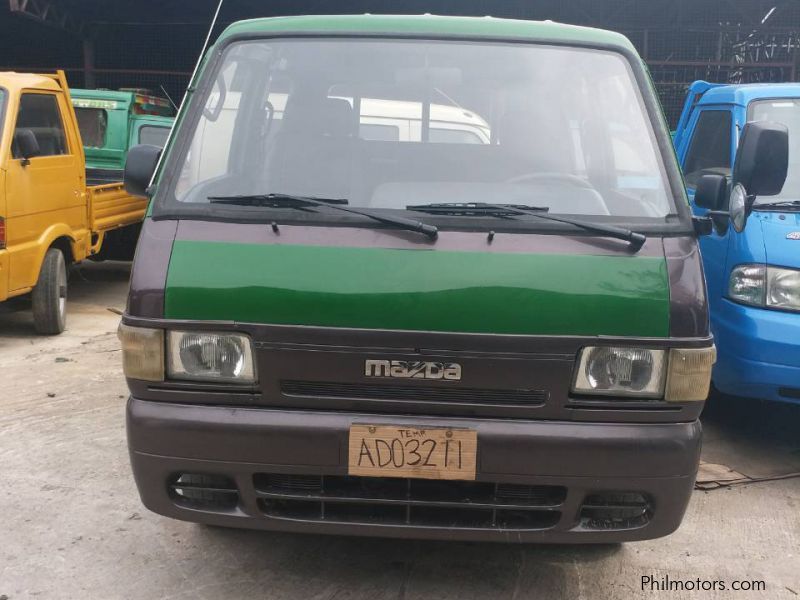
left=733, top=121, right=789, bottom=203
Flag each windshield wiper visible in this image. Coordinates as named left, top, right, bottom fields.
left=408, top=202, right=646, bottom=250
left=754, top=200, right=800, bottom=210
left=209, top=193, right=438, bottom=240
left=407, top=202, right=549, bottom=217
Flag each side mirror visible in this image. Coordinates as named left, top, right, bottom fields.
left=14, top=128, right=40, bottom=164
left=727, top=120, right=789, bottom=232
left=694, top=174, right=727, bottom=210
left=734, top=120, right=789, bottom=198
left=124, top=144, right=162, bottom=198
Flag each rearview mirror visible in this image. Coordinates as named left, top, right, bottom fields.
left=14, top=128, right=40, bottom=163
left=124, top=144, right=162, bottom=198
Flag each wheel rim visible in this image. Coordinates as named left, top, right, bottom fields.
left=57, top=260, right=67, bottom=320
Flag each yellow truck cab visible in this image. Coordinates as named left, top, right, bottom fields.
left=0, top=71, right=147, bottom=334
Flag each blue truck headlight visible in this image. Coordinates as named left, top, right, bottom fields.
left=766, top=267, right=800, bottom=311
left=727, top=264, right=766, bottom=307
left=167, top=331, right=256, bottom=383
left=728, top=264, right=800, bottom=312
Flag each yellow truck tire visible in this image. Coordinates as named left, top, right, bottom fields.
left=32, top=248, right=68, bottom=335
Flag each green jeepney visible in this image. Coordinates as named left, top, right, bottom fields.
left=71, top=88, right=174, bottom=184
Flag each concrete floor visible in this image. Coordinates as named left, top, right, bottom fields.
left=1, top=261, right=798, bottom=600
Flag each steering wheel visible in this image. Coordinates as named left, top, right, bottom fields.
left=506, top=172, right=594, bottom=190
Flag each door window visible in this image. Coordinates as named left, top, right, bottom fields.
left=683, top=110, right=732, bottom=186
left=75, top=107, right=107, bottom=148
left=138, top=125, right=171, bottom=147
left=12, top=93, right=69, bottom=158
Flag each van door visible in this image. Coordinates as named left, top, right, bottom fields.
left=6, top=91, right=85, bottom=292
left=678, top=107, right=735, bottom=304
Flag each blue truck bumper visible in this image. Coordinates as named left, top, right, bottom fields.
left=712, top=299, right=800, bottom=403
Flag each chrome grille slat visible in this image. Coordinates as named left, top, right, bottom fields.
left=280, top=380, right=547, bottom=406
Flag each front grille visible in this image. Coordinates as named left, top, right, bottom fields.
left=169, top=473, right=239, bottom=511
left=281, top=380, right=548, bottom=406
left=253, top=473, right=564, bottom=530
left=579, top=492, right=651, bottom=530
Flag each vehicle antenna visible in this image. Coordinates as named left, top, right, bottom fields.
left=159, top=85, right=178, bottom=112
left=147, top=0, right=225, bottom=190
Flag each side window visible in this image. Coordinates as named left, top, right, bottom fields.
left=138, top=125, right=170, bottom=148
left=683, top=110, right=732, bottom=187
left=12, top=93, right=69, bottom=158
left=75, top=107, right=108, bottom=148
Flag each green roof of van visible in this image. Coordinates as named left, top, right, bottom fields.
left=216, top=14, right=636, bottom=52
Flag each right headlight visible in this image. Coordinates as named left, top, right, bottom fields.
left=167, top=331, right=256, bottom=383
left=728, top=264, right=800, bottom=312
left=572, top=345, right=715, bottom=402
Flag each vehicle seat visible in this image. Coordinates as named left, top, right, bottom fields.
left=496, top=102, right=575, bottom=177
left=267, top=96, right=356, bottom=198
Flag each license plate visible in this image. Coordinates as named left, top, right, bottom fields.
left=348, top=424, right=477, bottom=480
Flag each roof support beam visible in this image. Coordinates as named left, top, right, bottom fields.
left=8, top=0, right=84, bottom=35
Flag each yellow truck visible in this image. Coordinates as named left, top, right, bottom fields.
left=0, top=71, right=147, bottom=334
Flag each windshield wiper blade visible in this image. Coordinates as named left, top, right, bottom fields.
left=208, top=193, right=349, bottom=206
left=755, top=200, right=800, bottom=209
left=409, top=202, right=645, bottom=250
left=408, top=202, right=549, bottom=216
left=209, top=193, right=438, bottom=240
left=504, top=204, right=647, bottom=250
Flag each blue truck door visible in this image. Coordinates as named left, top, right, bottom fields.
left=677, top=106, right=736, bottom=303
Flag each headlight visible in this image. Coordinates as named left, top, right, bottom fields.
left=118, top=323, right=164, bottom=381
left=727, top=264, right=766, bottom=306
left=728, top=264, right=800, bottom=311
left=573, top=347, right=667, bottom=398
left=766, top=267, right=800, bottom=311
left=167, top=331, right=256, bottom=383
left=573, top=345, right=715, bottom=402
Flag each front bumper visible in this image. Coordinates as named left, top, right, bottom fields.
left=712, top=299, right=800, bottom=403
left=128, top=397, right=701, bottom=543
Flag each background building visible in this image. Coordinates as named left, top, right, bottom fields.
left=1, top=0, right=799, bottom=126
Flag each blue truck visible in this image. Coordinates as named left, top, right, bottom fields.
left=674, top=81, right=798, bottom=403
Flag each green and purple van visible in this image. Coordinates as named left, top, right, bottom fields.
left=118, top=15, right=746, bottom=543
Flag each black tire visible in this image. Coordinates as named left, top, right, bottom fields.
left=32, top=248, right=67, bottom=335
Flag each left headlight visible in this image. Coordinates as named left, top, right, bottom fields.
left=572, top=345, right=715, bottom=402
left=167, top=331, right=256, bottom=383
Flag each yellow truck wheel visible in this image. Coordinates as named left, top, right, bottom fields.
left=32, top=248, right=67, bottom=335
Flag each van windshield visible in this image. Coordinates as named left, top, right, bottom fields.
left=166, top=38, right=675, bottom=225
left=749, top=99, right=800, bottom=204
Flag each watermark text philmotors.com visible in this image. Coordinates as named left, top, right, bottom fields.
left=642, top=575, right=766, bottom=592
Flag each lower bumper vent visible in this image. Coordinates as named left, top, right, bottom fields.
left=579, top=492, right=651, bottom=530
left=253, top=474, right=565, bottom=530
left=169, top=473, right=239, bottom=511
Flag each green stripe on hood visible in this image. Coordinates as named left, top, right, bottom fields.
left=165, top=240, right=670, bottom=337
